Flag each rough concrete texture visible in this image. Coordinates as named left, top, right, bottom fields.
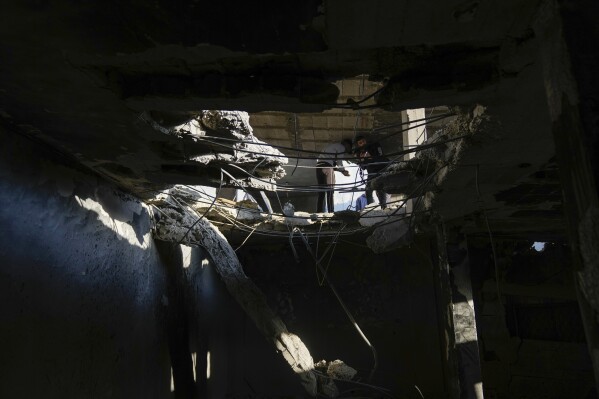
left=0, top=128, right=171, bottom=398
left=325, top=359, right=357, bottom=380
left=452, top=302, right=478, bottom=345
left=151, top=110, right=288, bottom=180
left=372, top=105, right=484, bottom=196
left=365, top=217, right=411, bottom=254
left=445, top=228, right=484, bottom=399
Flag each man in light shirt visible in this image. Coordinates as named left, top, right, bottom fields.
left=316, top=139, right=352, bottom=213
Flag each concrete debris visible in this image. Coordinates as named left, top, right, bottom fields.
left=326, top=359, right=358, bottom=380
left=146, top=110, right=288, bottom=181
left=314, top=359, right=358, bottom=398
left=366, top=217, right=411, bottom=254
left=285, top=211, right=316, bottom=226
left=370, top=170, right=424, bottom=195
left=371, top=105, right=486, bottom=201
left=152, top=198, right=320, bottom=396
left=153, top=184, right=416, bottom=254
left=314, top=358, right=358, bottom=379
left=236, top=199, right=260, bottom=210
left=332, top=209, right=361, bottom=224
left=283, top=201, right=295, bottom=216
left=151, top=185, right=359, bottom=234
left=199, top=110, right=254, bottom=136
left=228, top=176, right=278, bottom=192
left=358, top=207, right=405, bottom=227
left=192, top=153, right=235, bottom=165
left=453, top=302, right=479, bottom=345
left=182, top=111, right=288, bottom=179
left=236, top=204, right=264, bottom=222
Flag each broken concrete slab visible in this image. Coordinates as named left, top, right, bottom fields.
left=152, top=198, right=320, bottom=396
left=145, top=110, right=289, bottom=183
left=366, top=217, right=411, bottom=254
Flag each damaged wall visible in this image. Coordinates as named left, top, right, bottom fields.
left=0, top=126, right=360, bottom=398
left=467, top=238, right=595, bottom=398
left=236, top=239, right=451, bottom=398
left=0, top=127, right=172, bottom=398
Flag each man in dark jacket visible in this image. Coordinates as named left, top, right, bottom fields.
left=355, top=135, right=390, bottom=209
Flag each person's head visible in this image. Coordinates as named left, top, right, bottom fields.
left=341, top=138, right=352, bottom=154
left=355, top=135, right=367, bottom=149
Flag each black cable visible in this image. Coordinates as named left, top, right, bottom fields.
left=207, top=133, right=469, bottom=162
left=378, top=118, right=445, bottom=143
left=161, top=183, right=422, bottom=237
left=291, top=113, right=301, bottom=176
left=323, top=84, right=388, bottom=109
left=146, top=183, right=416, bottom=240
left=206, top=134, right=469, bottom=192
left=371, top=112, right=453, bottom=133
left=190, top=112, right=453, bottom=158
left=176, top=170, right=224, bottom=244
left=358, top=161, right=447, bottom=220
left=292, top=227, right=378, bottom=381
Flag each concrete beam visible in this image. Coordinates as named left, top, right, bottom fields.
left=446, top=226, right=485, bottom=399
left=152, top=200, right=321, bottom=396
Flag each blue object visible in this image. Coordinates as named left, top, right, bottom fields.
left=355, top=194, right=367, bottom=211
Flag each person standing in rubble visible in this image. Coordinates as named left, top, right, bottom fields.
left=316, top=139, right=352, bottom=213
left=355, top=135, right=390, bottom=209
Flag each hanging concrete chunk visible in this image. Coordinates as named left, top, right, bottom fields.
left=145, top=110, right=289, bottom=180
left=366, top=217, right=411, bottom=254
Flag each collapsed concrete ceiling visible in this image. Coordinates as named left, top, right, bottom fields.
left=0, top=0, right=559, bottom=239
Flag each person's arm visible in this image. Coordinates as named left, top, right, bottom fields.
left=334, top=160, right=350, bottom=176
left=333, top=144, right=350, bottom=176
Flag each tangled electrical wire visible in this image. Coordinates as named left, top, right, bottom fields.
left=186, top=113, right=456, bottom=163
left=147, top=152, right=447, bottom=248
left=144, top=107, right=465, bottom=246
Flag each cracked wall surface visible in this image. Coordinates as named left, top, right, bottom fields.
left=0, top=127, right=172, bottom=398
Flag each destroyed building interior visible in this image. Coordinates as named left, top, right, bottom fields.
left=2, top=1, right=599, bottom=398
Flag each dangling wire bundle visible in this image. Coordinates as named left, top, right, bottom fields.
left=290, top=227, right=379, bottom=382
